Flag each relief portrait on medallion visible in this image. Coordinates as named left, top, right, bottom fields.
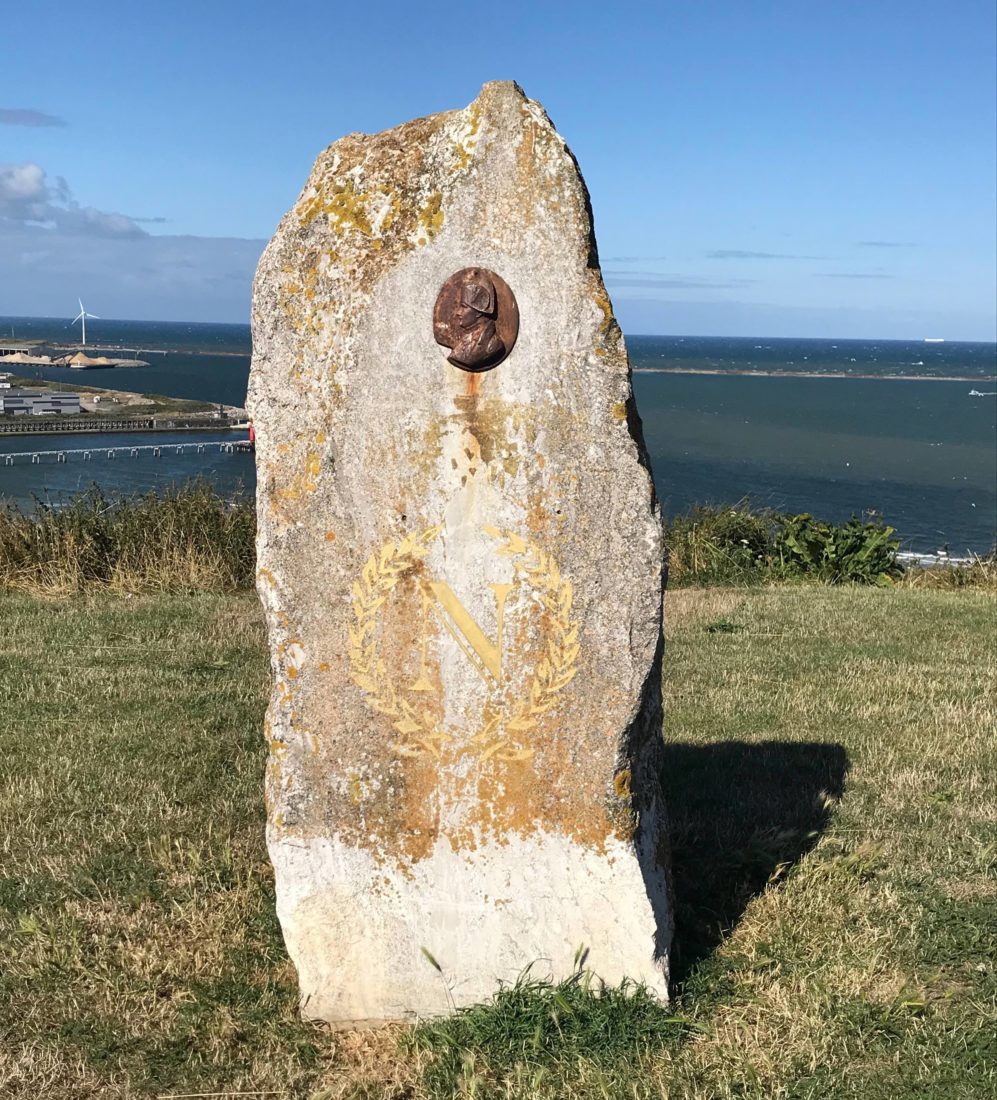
left=433, top=267, right=520, bottom=372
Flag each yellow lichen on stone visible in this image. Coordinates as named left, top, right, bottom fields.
left=298, top=178, right=375, bottom=236
left=587, top=276, right=621, bottom=359
left=592, top=281, right=614, bottom=335
left=379, top=193, right=401, bottom=232
left=274, top=448, right=322, bottom=511
left=613, top=769, right=632, bottom=799
left=278, top=262, right=323, bottom=336
left=452, top=103, right=481, bottom=171
left=611, top=401, right=628, bottom=421
left=415, top=191, right=444, bottom=245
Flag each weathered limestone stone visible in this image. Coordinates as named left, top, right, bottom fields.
left=247, top=81, right=671, bottom=1024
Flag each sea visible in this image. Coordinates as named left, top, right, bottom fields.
left=1, top=317, right=995, bottom=555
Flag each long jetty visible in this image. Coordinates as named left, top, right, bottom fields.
left=2, top=440, right=252, bottom=466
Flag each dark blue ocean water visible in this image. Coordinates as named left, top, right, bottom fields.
left=2, top=318, right=994, bottom=554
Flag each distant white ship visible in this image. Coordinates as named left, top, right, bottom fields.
left=923, top=337, right=945, bottom=343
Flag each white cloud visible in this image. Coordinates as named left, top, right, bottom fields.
left=0, top=222, right=264, bottom=322
left=0, top=160, right=264, bottom=321
left=0, top=108, right=65, bottom=127
left=706, top=249, right=825, bottom=260
left=0, top=161, right=146, bottom=238
left=0, top=162, right=47, bottom=205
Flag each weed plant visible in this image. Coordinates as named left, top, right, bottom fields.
left=899, top=553, right=997, bottom=590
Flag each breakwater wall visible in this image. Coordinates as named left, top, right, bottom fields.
left=0, top=416, right=246, bottom=435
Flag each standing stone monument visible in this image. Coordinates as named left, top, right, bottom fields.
left=248, top=81, right=671, bottom=1024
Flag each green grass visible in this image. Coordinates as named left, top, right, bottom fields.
left=0, top=586, right=994, bottom=1097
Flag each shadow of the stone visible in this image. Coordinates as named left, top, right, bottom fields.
left=661, top=740, right=849, bottom=986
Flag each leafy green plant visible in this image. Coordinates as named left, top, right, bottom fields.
left=773, top=513, right=901, bottom=585
left=663, top=503, right=904, bottom=587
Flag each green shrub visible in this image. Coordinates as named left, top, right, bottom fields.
left=772, top=513, right=902, bottom=586
left=663, top=504, right=904, bottom=587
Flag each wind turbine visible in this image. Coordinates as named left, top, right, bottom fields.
left=72, top=299, right=99, bottom=346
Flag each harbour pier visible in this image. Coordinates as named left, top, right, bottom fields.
left=1, top=439, right=252, bottom=467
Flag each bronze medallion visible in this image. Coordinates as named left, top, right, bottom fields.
left=433, top=267, right=519, bottom=372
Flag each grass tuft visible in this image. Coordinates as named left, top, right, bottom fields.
left=898, top=554, right=997, bottom=591
left=406, top=971, right=695, bottom=1098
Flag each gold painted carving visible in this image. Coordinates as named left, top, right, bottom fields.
left=348, top=525, right=446, bottom=758
left=348, top=525, right=578, bottom=761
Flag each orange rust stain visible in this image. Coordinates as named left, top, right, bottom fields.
left=325, top=530, right=337, bottom=542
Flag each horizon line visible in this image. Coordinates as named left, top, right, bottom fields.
left=1, top=313, right=994, bottom=346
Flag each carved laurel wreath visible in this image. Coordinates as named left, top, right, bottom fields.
left=348, top=524, right=578, bottom=761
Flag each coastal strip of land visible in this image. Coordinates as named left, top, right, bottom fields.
left=633, top=367, right=996, bottom=383
left=0, top=376, right=246, bottom=434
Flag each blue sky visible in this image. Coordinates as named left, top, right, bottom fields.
left=2, top=0, right=995, bottom=339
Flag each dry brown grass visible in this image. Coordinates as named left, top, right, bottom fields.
left=0, top=482, right=255, bottom=595
left=897, top=555, right=997, bottom=591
